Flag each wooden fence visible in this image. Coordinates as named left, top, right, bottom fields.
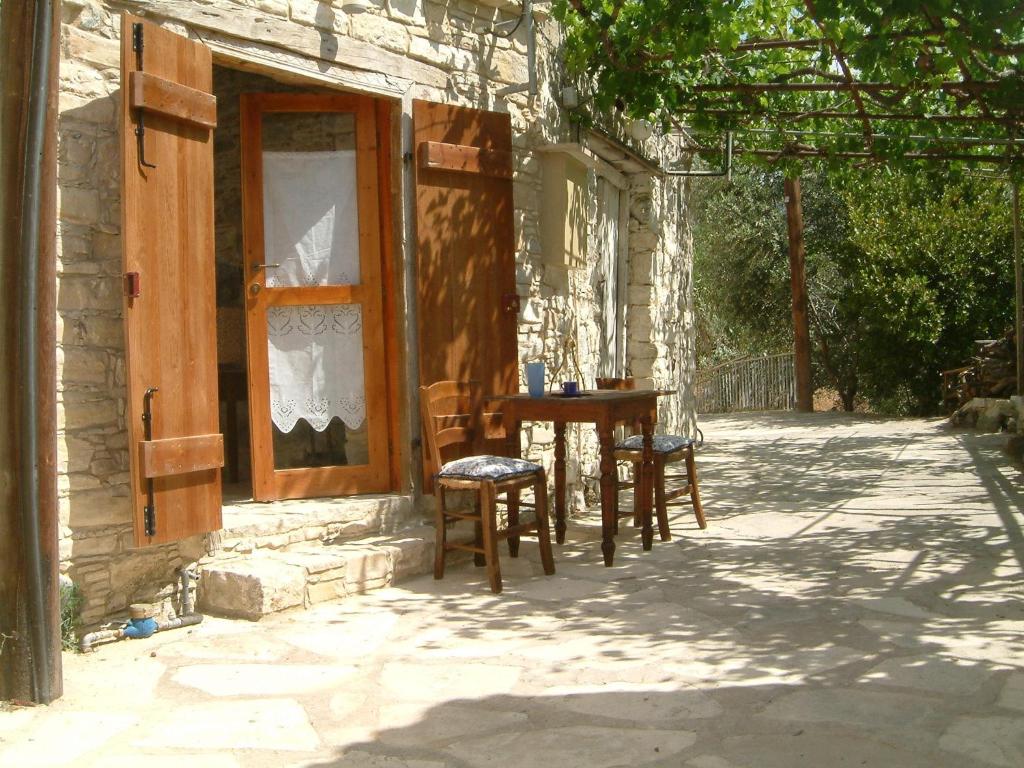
left=695, top=353, right=796, bottom=413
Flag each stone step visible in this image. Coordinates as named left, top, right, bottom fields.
left=214, top=494, right=417, bottom=554
left=198, top=522, right=474, bottom=620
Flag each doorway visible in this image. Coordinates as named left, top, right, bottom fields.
left=211, top=65, right=395, bottom=503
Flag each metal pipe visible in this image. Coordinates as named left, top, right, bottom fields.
left=79, top=568, right=203, bottom=653
left=78, top=628, right=121, bottom=654
left=524, top=0, right=536, bottom=96
left=17, top=0, right=58, bottom=704
left=494, top=0, right=537, bottom=97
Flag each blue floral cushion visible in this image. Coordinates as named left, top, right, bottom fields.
left=439, top=455, right=542, bottom=481
left=615, top=434, right=695, bottom=454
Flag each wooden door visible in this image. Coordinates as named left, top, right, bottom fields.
left=594, top=176, right=625, bottom=377
left=241, top=93, right=391, bottom=501
left=120, top=15, right=223, bottom=545
left=412, top=102, right=519, bottom=476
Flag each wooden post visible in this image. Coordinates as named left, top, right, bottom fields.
left=0, top=0, right=62, bottom=703
left=784, top=176, right=814, bottom=412
left=1014, top=181, right=1022, bottom=396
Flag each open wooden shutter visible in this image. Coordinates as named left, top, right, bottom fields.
left=413, top=102, right=520, bottom=479
left=120, top=15, right=222, bottom=546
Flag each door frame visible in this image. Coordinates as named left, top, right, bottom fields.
left=240, top=91, right=395, bottom=501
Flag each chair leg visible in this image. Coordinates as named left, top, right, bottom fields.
left=473, top=498, right=485, bottom=567
left=507, top=488, right=520, bottom=557
left=479, top=481, right=502, bottom=593
left=433, top=486, right=447, bottom=580
left=686, top=447, right=708, bottom=529
left=632, top=462, right=642, bottom=527
left=655, top=457, right=671, bottom=541
left=534, top=473, right=555, bottom=576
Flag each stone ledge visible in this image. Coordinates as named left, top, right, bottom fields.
left=198, top=522, right=475, bottom=619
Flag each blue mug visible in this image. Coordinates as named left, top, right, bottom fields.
left=526, top=362, right=545, bottom=397
left=561, top=381, right=579, bottom=396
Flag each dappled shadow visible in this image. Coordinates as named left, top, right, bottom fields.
left=18, top=413, right=1021, bottom=767
left=287, top=414, right=1023, bottom=767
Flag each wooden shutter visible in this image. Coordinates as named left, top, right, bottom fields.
left=120, top=15, right=222, bottom=546
left=413, top=102, right=519, bottom=479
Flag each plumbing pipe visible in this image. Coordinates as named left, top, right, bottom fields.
left=78, top=628, right=121, bottom=654
left=79, top=569, right=203, bottom=653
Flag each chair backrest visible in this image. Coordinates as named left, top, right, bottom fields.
left=595, top=377, right=636, bottom=391
left=420, top=380, right=485, bottom=477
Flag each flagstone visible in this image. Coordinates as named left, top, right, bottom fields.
left=172, top=663, right=358, bottom=696
left=136, top=699, right=318, bottom=751
left=446, top=724, right=697, bottom=768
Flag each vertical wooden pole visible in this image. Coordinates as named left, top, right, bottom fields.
left=0, top=0, right=62, bottom=703
left=784, top=176, right=814, bottom=412
left=1014, top=181, right=1022, bottom=396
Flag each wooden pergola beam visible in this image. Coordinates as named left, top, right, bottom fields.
left=732, top=34, right=1024, bottom=56
left=784, top=177, right=814, bottom=412
left=678, top=108, right=1024, bottom=125
left=694, top=80, right=1003, bottom=94
left=735, top=148, right=1019, bottom=164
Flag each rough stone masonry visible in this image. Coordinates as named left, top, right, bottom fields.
left=55, top=0, right=697, bottom=628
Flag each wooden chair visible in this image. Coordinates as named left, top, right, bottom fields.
left=419, top=380, right=555, bottom=593
left=595, top=377, right=707, bottom=540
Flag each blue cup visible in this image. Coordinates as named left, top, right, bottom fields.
left=526, top=362, right=545, bottom=397
left=562, top=381, right=579, bottom=396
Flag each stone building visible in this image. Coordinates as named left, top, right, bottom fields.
left=56, top=0, right=697, bottom=628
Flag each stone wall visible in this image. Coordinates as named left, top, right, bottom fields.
left=55, top=0, right=696, bottom=627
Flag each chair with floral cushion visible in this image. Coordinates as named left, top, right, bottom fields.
left=419, top=380, right=555, bottom=593
left=596, top=377, right=707, bottom=540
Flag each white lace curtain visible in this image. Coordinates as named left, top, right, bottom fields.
left=262, top=151, right=366, bottom=433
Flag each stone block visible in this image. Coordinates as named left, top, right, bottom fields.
left=387, top=537, right=432, bottom=581
left=65, top=26, right=120, bottom=70
left=306, top=578, right=347, bottom=604
left=65, top=486, right=132, bottom=528
left=70, top=532, right=119, bottom=558
left=387, top=0, right=426, bottom=26
left=349, top=12, right=410, bottom=53
left=58, top=185, right=100, bottom=224
left=341, top=547, right=393, bottom=594
left=57, top=274, right=122, bottom=312
left=58, top=346, right=109, bottom=386
left=199, top=559, right=306, bottom=619
left=57, top=395, right=118, bottom=430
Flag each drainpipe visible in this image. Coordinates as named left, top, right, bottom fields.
left=0, top=0, right=61, bottom=703
left=79, top=569, right=203, bottom=653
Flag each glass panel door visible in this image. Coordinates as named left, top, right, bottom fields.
left=241, top=93, right=390, bottom=501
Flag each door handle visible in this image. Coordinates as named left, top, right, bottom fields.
left=251, top=263, right=280, bottom=271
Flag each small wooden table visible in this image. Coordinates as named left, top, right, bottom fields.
left=489, top=390, right=668, bottom=566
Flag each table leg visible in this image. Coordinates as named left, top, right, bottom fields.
left=554, top=421, right=567, bottom=544
left=598, top=425, right=617, bottom=566
left=640, top=417, right=655, bottom=551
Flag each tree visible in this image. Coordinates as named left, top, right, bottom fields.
left=692, top=170, right=1015, bottom=414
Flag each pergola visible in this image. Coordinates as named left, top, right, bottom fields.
left=561, top=0, right=1024, bottom=409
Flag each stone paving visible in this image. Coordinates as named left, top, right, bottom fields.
left=3, top=412, right=1024, bottom=767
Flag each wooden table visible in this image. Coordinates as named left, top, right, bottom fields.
left=489, top=390, right=667, bottom=566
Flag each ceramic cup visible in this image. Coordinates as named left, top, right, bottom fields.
left=561, top=381, right=579, bottom=396
left=526, top=362, right=545, bottom=397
